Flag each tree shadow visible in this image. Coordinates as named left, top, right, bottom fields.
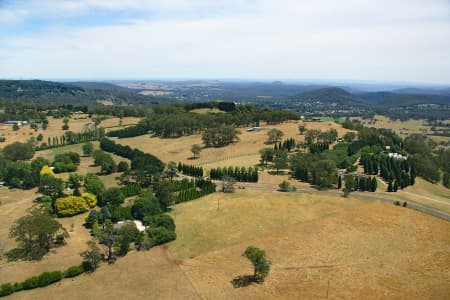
left=231, top=275, right=263, bottom=288
left=187, top=156, right=198, bottom=160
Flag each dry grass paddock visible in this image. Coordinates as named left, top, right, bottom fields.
left=0, top=116, right=141, bottom=148
left=354, top=115, right=450, bottom=143
left=116, top=120, right=354, bottom=169
left=0, top=187, right=91, bottom=284
left=4, top=189, right=449, bottom=299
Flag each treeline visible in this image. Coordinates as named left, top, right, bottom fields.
left=176, top=179, right=216, bottom=203
left=342, top=175, right=377, bottom=192
left=107, top=123, right=148, bottom=138
left=209, top=166, right=259, bottom=182
left=273, top=138, right=296, bottom=151
left=146, top=105, right=299, bottom=138
left=308, top=142, right=330, bottom=154
left=177, top=163, right=204, bottom=177
left=108, top=104, right=300, bottom=139
left=360, top=151, right=415, bottom=191
left=99, top=138, right=164, bottom=174
left=290, top=153, right=338, bottom=189
left=37, top=128, right=104, bottom=151
left=183, top=101, right=236, bottom=112
left=120, top=183, right=142, bottom=198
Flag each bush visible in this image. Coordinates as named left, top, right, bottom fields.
left=0, top=283, right=15, bottom=297
left=81, top=192, right=97, bottom=208
left=149, top=227, right=176, bottom=246
left=117, top=161, right=129, bottom=172
left=64, top=265, right=85, bottom=278
left=21, top=276, right=39, bottom=290
left=144, top=214, right=175, bottom=231
left=36, top=271, right=63, bottom=287
left=55, top=196, right=90, bottom=217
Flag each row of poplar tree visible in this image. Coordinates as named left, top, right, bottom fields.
left=175, top=178, right=216, bottom=203
left=209, top=166, right=259, bottom=182
left=361, top=153, right=415, bottom=190
left=177, top=163, right=204, bottom=177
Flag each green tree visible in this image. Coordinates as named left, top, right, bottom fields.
left=310, top=159, right=338, bottom=189
left=101, top=187, right=124, bottom=207
left=38, top=174, right=64, bottom=203
left=164, top=161, right=178, bottom=181
left=259, top=148, right=274, bottom=165
left=191, top=144, right=202, bottom=159
left=8, top=208, right=66, bottom=260
left=242, top=246, right=271, bottom=281
left=222, top=175, right=236, bottom=193
left=117, top=161, right=129, bottom=172
left=95, top=220, right=115, bottom=264
left=298, top=124, right=306, bottom=135
left=267, top=128, right=283, bottom=144
left=305, top=129, right=321, bottom=144
left=155, top=181, right=176, bottom=211
left=84, top=173, right=105, bottom=200
left=2, top=140, right=35, bottom=161
left=80, top=239, right=102, bottom=271
left=82, top=142, right=94, bottom=156
left=131, top=189, right=161, bottom=220
left=272, top=150, right=288, bottom=174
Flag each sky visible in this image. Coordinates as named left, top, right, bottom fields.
left=0, top=0, right=450, bottom=84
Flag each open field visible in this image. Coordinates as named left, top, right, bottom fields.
left=3, top=189, right=449, bottom=299
left=178, top=197, right=450, bottom=299
left=354, top=115, right=450, bottom=143
left=375, top=178, right=450, bottom=215
left=117, top=120, right=354, bottom=169
left=168, top=189, right=369, bottom=260
left=0, top=116, right=142, bottom=147
left=0, top=187, right=91, bottom=284
left=6, top=247, right=199, bottom=300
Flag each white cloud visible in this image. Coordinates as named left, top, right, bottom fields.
left=1, top=0, right=449, bottom=83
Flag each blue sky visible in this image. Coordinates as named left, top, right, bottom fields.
left=1, top=0, right=450, bottom=84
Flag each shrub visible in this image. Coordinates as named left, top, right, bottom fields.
left=82, top=192, right=97, bottom=208
left=0, top=283, right=14, bottom=297
left=55, top=196, right=90, bottom=217
left=149, top=227, right=176, bottom=246
left=40, top=165, right=55, bottom=177
left=36, top=271, right=63, bottom=287
left=21, top=276, right=39, bottom=290
left=144, top=214, right=175, bottom=231
left=64, top=265, right=85, bottom=278
left=117, top=161, right=129, bottom=172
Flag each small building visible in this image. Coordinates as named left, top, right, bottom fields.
left=311, top=117, right=321, bottom=122
left=3, top=121, right=23, bottom=126
left=247, top=126, right=262, bottom=132
left=115, top=220, right=147, bottom=232
left=388, top=152, right=407, bottom=160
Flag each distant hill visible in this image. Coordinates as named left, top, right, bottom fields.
left=0, top=79, right=174, bottom=106
left=359, top=92, right=450, bottom=107
left=391, top=87, right=450, bottom=96
left=294, top=87, right=368, bottom=106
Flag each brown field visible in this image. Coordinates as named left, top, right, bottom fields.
left=355, top=115, right=450, bottom=143
left=0, top=187, right=91, bottom=284
left=374, top=177, right=450, bottom=215
left=4, top=189, right=449, bottom=299
left=116, top=120, right=354, bottom=169
left=0, top=116, right=142, bottom=148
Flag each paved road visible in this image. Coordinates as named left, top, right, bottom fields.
left=227, top=181, right=450, bottom=222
